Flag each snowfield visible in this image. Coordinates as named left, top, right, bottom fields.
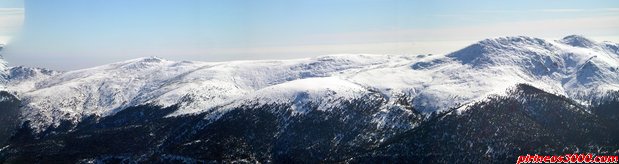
left=1, top=35, right=618, bottom=131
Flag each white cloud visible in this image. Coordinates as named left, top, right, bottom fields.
left=0, top=8, right=24, bottom=14
left=472, top=8, right=619, bottom=14
left=535, top=9, right=585, bottom=13
left=0, top=7, right=23, bottom=43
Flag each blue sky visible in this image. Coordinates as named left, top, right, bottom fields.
left=1, top=0, right=619, bottom=70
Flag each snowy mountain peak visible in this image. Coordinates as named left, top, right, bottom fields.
left=446, top=36, right=556, bottom=67
left=136, top=56, right=165, bottom=63
left=478, top=36, right=549, bottom=47
left=8, top=66, right=60, bottom=81
left=112, top=56, right=172, bottom=71
left=120, top=56, right=168, bottom=65
left=560, top=35, right=596, bottom=48
left=6, top=66, right=62, bottom=93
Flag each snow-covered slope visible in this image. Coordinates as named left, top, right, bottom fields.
left=9, top=35, right=619, bottom=131
left=14, top=55, right=394, bottom=129
left=0, top=45, right=9, bottom=85
left=6, top=66, right=62, bottom=94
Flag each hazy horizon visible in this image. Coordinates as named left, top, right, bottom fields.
left=1, top=0, right=618, bottom=70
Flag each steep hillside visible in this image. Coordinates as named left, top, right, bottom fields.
left=0, top=45, right=9, bottom=85
left=2, top=84, right=618, bottom=163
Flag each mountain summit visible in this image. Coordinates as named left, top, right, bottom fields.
left=560, top=35, right=597, bottom=48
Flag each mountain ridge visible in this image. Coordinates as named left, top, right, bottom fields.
left=1, top=35, right=618, bottom=132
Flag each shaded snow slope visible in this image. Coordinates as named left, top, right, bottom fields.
left=9, top=36, right=619, bottom=131
left=0, top=45, right=9, bottom=85
left=6, top=66, right=62, bottom=94
left=218, top=77, right=375, bottom=117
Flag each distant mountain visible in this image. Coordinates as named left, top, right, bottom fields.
left=0, top=35, right=618, bottom=163
left=6, top=66, right=62, bottom=94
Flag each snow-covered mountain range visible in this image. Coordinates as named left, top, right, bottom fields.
left=1, top=35, right=619, bottom=163
left=1, top=35, right=619, bottom=131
